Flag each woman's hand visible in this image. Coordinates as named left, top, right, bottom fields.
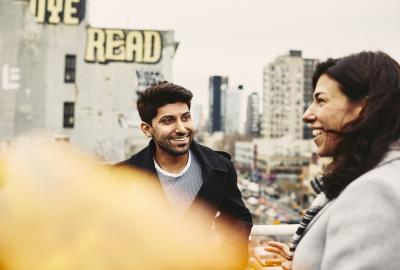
left=264, top=241, right=292, bottom=270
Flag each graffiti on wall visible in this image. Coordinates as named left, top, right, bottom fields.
left=29, top=0, right=85, bottom=25
left=135, top=70, right=164, bottom=92
left=117, top=111, right=141, bottom=129
left=1, top=65, right=21, bottom=91
left=95, top=137, right=123, bottom=163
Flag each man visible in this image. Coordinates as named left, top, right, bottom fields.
left=116, top=81, right=252, bottom=267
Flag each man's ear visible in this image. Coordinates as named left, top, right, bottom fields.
left=140, top=122, right=153, bottom=138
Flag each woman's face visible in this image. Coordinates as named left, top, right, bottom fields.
left=303, top=74, right=364, bottom=157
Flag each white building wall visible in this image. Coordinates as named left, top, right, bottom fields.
left=0, top=0, right=178, bottom=163
left=234, top=141, right=254, bottom=168
left=254, top=137, right=314, bottom=172
left=0, top=0, right=25, bottom=140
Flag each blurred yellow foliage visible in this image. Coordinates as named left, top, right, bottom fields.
left=0, top=141, right=243, bottom=270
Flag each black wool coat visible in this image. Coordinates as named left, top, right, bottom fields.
left=115, top=140, right=253, bottom=245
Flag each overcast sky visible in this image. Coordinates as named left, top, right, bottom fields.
left=88, top=0, right=400, bottom=108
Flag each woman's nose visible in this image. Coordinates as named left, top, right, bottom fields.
left=303, top=104, right=316, bottom=123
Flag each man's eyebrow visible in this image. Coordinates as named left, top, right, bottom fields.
left=159, top=115, right=176, bottom=120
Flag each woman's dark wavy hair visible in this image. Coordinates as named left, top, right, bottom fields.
left=137, top=81, right=193, bottom=125
left=313, top=51, right=400, bottom=199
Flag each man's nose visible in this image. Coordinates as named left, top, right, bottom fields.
left=175, top=120, right=187, bottom=133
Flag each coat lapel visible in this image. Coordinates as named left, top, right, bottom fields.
left=189, top=142, right=229, bottom=210
left=127, top=140, right=230, bottom=215
left=127, top=140, right=163, bottom=188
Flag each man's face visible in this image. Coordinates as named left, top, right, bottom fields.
left=141, top=102, right=194, bottom=157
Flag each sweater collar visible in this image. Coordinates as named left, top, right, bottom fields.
left=148, top=140, right=228, bottom=173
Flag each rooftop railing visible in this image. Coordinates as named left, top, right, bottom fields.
left=248, top=225, right=299, bottom=270
left=250, top=224, right=298, bottom=236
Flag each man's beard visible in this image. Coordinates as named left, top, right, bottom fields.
left=155, top=133, right=194, bottom=156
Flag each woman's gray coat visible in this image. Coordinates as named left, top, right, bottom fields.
left=293, top=149, right=400, bottom=270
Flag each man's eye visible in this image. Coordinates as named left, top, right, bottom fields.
left=182, top=115, right=191, bottom=121
left=162, top=118, right=173, bottom=124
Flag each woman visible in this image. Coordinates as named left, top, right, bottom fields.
left=264, top=51, right=400, bottom=270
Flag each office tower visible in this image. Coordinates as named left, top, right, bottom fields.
left=190, top=104, right=203, bottom=131
left=223, top=85, right=243, bottom=135
left=208, top=75, right=228, bottom=133
left=246, top=92, right=260, bottom=136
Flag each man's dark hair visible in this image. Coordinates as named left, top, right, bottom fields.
left=137, top=81, right=193, bottom=124
left=313, top=51, right=400, bottom=199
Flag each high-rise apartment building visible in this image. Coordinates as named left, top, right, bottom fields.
left=261, top=50, right=318, bottom=140
left=303, top=58, right=318, bottom=139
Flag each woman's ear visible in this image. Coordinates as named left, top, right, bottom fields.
left=354, top=97, right=368, bottom=117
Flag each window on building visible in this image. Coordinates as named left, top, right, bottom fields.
left=64, top=54, right=76, bottom=83
left=63, top=102, right=75, bottom=128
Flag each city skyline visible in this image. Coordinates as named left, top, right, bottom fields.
left=89, top=0, right=400, bottom=109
